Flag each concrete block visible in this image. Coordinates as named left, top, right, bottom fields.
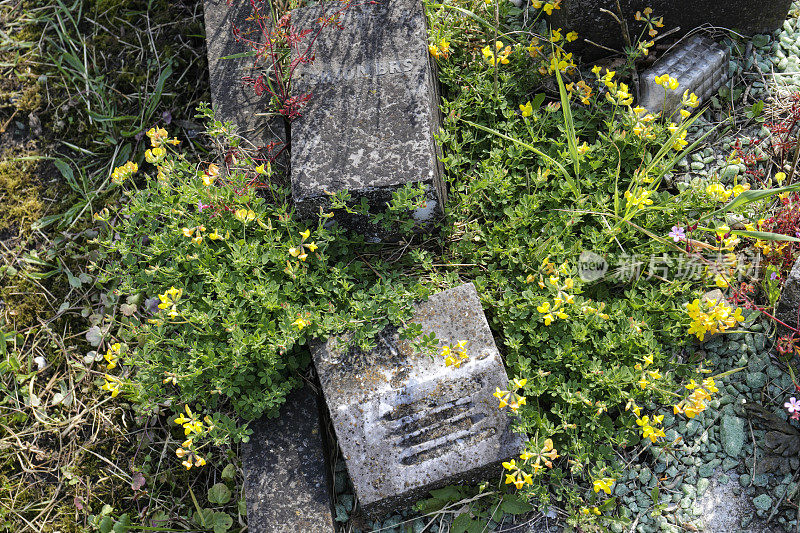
left=312, top=283, right=523, bottom=517
left=639, top=35, right=729, bottom=117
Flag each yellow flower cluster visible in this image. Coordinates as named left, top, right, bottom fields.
left=674, top=376, right=719, bottom=418
left=682, top=90, right=700, bottom=109
left=666, top=121, right=689, bottom=151
left=146, top=126, right=180, bottom=148
left=754, top=238, right=789, bottom=258
left=101, top=374, right=123, bottom=397
left=536, top=277, right=575, bottom=325
left=581, top=301, right=610, bottom=320
left=527, top=29, right=577, bottom=76
left=624, top=189, right=654, bottom=211
left=494, top=377, right=527, bottom=412
left=633, top=7, right=663, bottom=56
left=566, top=80, right=593, bottom=105
left=581, top=506, right=602, bottom=516
left=654, top=73, right=679, bottom=91
left=502, top=438, right=559, bottom=489
left=520, top=101, right=534, bottom=117
left=157, top=286, right=183, bottom=319
left=111, top=161, right=138, bottom=185
left=482, top=40, right=513, bottom=66
left=686, top=297, right=744, bottom=341
left=289, top=229, right=318, bottom=261
left=441, top=340, right=469, bottom=368
left=234, top=208, right=256, bottom=223
left=531, top=0, right=561, bottom=14
left=593, top=477, right=615, bottom=494
left=292, top=316, right=309, bottom=330
left=182, top=224, right=207, bottom=244
left=592, top=67, right=633, bottom=106
left=628, top=400, right=667, bottom=442
left=705, top=182, right=750, bottom=203
left=428, top=39, right=450, bottom=60
left=174, top=405, right=213, bottom=469
left=633, top=353, right=660, bottom=390
left=104, top=343, right=121, bottom=370
left=145, top=146, right=166, bottom=164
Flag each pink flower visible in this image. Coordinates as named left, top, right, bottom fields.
left=784, top=397, right=800, bottom=413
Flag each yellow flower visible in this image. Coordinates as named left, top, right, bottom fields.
left=234, top=208, right=256, bottom=223
left=493, top=387, right=510, bottom=408
left=306, top=242, right=318, bottom=252
left=520, top=101, right=533, bottom=117
left=593, top=477, right=615, bottom=494
left=111, top=161, right=138, bottom=185
left=208, top=230, right=223, bottom=240
left=101, top=374, right=122, bottom=397
left=292, top=317, right=308, bottom=330
left=542, top=1, right=559, bottom=15
left=682, top=90, right=700, bottom=108
left=566, top=31, right=578, bottom=42
left=104, top=343, right=121, bottom=370
left=300, top=229, right=311, bottom=240
left=776, top=171, right=787, bottom=184
left=537, top=302, right=551, bottom=313
left=146, top=126, right=168, bottom=148
left=668, top=77, right=679, bottom=90
left=289, top=247, right=300, bottom=257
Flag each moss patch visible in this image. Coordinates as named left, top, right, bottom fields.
left=0, top=149, right=42, bottom=238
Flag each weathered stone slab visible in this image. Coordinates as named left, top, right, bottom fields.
left=290, top=0, right=445, bottom=223
left=203, top=0, right=286, bottom=151
left=311, top=283, right=523, bottom=517
left=550, top=0, right=792, bottom=60
left=639, top=35, right=729, bottom=116
left=776, top=255, right=800, bottom=332
left=242, top=385, right=335, bottom=533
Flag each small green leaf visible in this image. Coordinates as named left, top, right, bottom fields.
left=211, top=511, right=233, bottom=533
left=500, top=494, right=533, bottom=515
left=112, top=514, right=131, bottom=533
left=429, top=486, right=462, bottom=502
left=208, top=483, right=232, bottom=505
left=98, top=516, right=114, bottom=533
left=451, top=513, right=484, bottom=533
left=221, top=463, right=236, bottom=480
left=193, top=508, right=213, bottom=527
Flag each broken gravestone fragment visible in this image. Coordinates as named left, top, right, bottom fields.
left=639, top=35, right=729, bottom=117
left=311, top=283, right=524, bottom=517
left=203, top=0, right=286, bottom=157
left=290, top=0, right=445, bottom=227
left=242, top=386, right=335, bottom=533
left=550, top=0, right=792, bottom=60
